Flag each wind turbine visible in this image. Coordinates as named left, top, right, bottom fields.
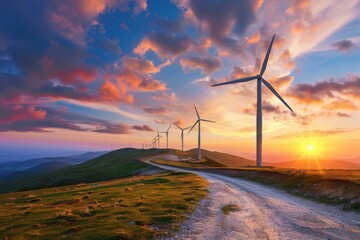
left=212, top=34, right=293, bottom=167
left=174, top=123, right=191, bottom=151
left=188, top=104, right=216, bottom=160
left=155, top=129, right=163, bottom=148
left=160, top=124, right=171, bottom=149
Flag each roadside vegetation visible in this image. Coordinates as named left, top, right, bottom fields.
left=152, top=158, right=360, bottom=211
left=0, top=171, right=208, bottom=239
left=221, top=204, right=240, bottom=215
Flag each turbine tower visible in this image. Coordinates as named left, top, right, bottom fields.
left=188, top=104, right=215, bottom=160
left=160, top=124, right=171, bottom=149
left=174, top=123, right=191, bottom=151
left=212, top=34, right=293, bottom=167
left=155, top=129, right=163, bottom=148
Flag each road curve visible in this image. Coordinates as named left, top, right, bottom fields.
left=146, top=158, right=360, bottom=240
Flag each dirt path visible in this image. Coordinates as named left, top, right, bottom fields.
left=146, top=157, right=360, bottom=240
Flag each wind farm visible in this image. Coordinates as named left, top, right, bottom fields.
left=0, top=1, right=359, bottom=239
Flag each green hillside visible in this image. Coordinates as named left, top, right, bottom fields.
left=0, top=171, right=208, bottom=239
left=0, top=148, right=167, bottom=193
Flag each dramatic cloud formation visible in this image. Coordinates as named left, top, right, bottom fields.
left=288, top=75, right=360, bottom=105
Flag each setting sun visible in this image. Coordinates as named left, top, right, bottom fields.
left=307, top=145, right=314, bottom=151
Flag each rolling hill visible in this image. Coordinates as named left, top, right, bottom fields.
left=0, top=151, right=108, bottom=177
left=0, top=148, right=167, bottom=193
left=186, top=149, right=360, bottom=169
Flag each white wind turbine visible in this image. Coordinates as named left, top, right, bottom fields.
left=174, top=123, right=191, bottom=151
left=160, top=124, right=171, bottom=149
left=155, top=129, right=163, bottom=148
left=188, top=104, right=216, bottom=160
left=212, top=34, right=293, bottom=167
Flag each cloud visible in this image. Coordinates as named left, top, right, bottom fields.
left=0, top=104, right=133, bottom=133
left=133, top=0, right=147, bottom=15
left=134, top=31, right=194, bottom=58
left=288, top=74, right=360, bottom=105
left=143, top=107, right=169, bottom=115
left=187, top=0, right=262, bottom=45
left=112, top=55, right=167, bottom=93
left=273, top=129, right=350, bottom=139
left=152, top=91, right=177, bottom=101
left=97, top=38, right=122, bottom=55
left=191, top=76, right=215, bottom=85
left=133, top=124, right=154, bottom=131
left=154, top=119, right=166, bottom=124
left=331, top=39, right=356, bottom=53
left=336, top=112, right=351, bottom=118
left=122, top=56, right=160, bottom=74
left=0, top=101, right=163, bottom=134
left=0, top=104, right=46, bottom=123
left=94, top=123, right=131, bottom=134
left=174, top=118, right=185, bottom=126
left=180, top=55, right=222, bottom=75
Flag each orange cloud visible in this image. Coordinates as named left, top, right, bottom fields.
left=247, top=31, right=261, bottom=44
left=122, top=56, right=160, bottom=74
left=100, top=81, right=122, bottom=102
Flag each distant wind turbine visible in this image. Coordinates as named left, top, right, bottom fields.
left=174, top=123, right=191, bottom=151
left=212, top=34, right=293, bottom=167
left=155, top=129, right=163, bottom=148
left=160, top=124, right=171, bottom=149
left=188, top=104, right=216, bottom=160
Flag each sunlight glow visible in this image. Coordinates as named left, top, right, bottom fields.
left=307, top=145, right=314, bottom=151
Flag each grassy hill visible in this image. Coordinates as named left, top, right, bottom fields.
left=0, top=148, right=167, bottom=193
left=0, top=171, right=208, bottom=239
left=186, top=149, right=254, bottom=167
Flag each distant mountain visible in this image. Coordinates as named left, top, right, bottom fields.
left=0, top=151, right=108, bottom=177
left=186, top=149, right=360, bottom=169
left=0, top=148, right=166, bottom=193
left=3, top=161, right=71, bottom=181
left=272, top=159, right=360, bottom=170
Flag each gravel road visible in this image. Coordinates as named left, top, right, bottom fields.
left=146, top=158, right=360, bottom=240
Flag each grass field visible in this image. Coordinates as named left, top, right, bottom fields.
left=0, top=171, right=208, bottom=240
left=152, top=158, right=360, bottom=211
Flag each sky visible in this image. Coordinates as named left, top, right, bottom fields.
left=0, top=0, right=359, bottom=162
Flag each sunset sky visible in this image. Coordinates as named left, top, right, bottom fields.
left=0, top=0, right=359, bottom=162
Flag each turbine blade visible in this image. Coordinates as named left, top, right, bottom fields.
left=261, top=78, right=294, bottom=112
left=188, top=120, right=198, bottom=134
left=200, top=119, right=216, bottom=123
left=260, top=34, right=275, bottom=75
left=183, top=126, right=191, bottom=130
left=173, top=123, right=182, bottom=130
left=194, top=104, right=200, bottom=119
left=167, top=124, right=171, bottom=132
left=212, top=75, right=257, bottom=87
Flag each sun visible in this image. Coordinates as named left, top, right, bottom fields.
left=307, top=145, right=314, bottom=151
